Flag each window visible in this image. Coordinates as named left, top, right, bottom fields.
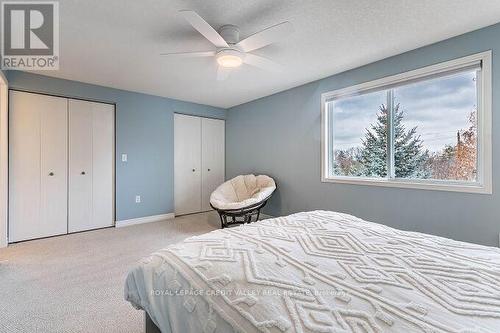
left=321, top=51, right=492, bottom=193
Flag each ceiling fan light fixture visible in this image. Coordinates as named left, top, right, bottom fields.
left=216, top=49, right=243, bottom=68
left=165, top=10, right=294, bottom=77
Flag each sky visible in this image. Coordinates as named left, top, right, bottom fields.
left=331, top=70, right=477, bottom=153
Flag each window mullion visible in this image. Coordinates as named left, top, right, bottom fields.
left=386, top=89, right=395, bottom=179
left=328, top=101, right=335, bottom=176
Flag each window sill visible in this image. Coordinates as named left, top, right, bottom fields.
left=321, top=176, right=491, bottom=194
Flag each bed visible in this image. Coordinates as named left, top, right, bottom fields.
left=125, top=211, right=500, bottom=332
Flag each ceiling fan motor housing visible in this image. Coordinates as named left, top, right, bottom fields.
left=219, top=25, right=240, bottom=44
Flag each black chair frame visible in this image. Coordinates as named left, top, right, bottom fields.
left=210, top=193, right=273, bottom=229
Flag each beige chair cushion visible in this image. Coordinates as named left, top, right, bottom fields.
left=210, top=174, right=276, bottom=210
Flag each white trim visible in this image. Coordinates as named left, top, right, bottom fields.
left=0, top=73, right=7, bottom=248
left=321, top=51, right=492, bottom=194
left=321, top=176, right=490, bottom=194
left=321, top=52, right=486, bottom=101
left=115, top=213, right=175, bottom=228
left=0, top=71, right=6, bottom=85
left=386, top=89, right=395, bottom=179
left=478, top=51, right=493, bottom=194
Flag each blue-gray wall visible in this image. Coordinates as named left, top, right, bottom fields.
left=6, top=71, right=226, bottom=221
left=226, top=23, right=500, bottom=246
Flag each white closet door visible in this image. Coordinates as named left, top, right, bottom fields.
left=201, top=118, right=225, bottom=211
left=69, top=99, right=114, bottom=232
left=68, top=100, right=93, bottom=232
left=9, top=91, right=68, bottom=242
left=40, top=95, right=69, bottom=238
left=91, top=102, right=114, bottom=229
left=174, top=114, right=201, bottom=215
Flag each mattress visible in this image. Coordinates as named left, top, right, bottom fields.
left=124, top=211, right=500, bottom=333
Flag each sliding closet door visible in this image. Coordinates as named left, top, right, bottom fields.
left=201, top=118, right=225, bottom=211
left=69, top=100, right=114, bottom=232
left=9, top=91, right=68, bottom=242
left=174, top=114, right=202, bottom=215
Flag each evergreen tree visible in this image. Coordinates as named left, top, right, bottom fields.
left=358, top=103, right=430, bottom=178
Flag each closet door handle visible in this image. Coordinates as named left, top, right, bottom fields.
left=208, top=168, right=211, bottom=172
left=48, top=172, right=54, bottom=176
left=81, top=171, right=86, bottom=175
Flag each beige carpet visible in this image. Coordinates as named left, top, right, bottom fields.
left=0, top=212, right=220, bottom=333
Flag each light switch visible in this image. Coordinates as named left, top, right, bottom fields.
left=135, top=195, right=141, bottom=203
left=122, top=154, right=127, bottom=162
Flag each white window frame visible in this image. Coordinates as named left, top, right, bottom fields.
left=320, top=51, right=492, bottom=194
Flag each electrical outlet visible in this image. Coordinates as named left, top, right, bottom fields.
left=122, top=154, right=128, bottom=162
left=135, top=195, right=141, bottom=203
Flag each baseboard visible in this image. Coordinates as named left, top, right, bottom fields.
left=115, top=213, right=175, bottom=228
left=260, top=213, right=274, bottom=220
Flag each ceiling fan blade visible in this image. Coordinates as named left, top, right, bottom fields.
left=179, top=10, right=229, bottom=48
left=237, top=21, right=293, bottom=52
left=243, top=53, right=283, bottom=72
left=160, top=51, right=216, bottom=58
left=216, top=66, right=231, bottom=81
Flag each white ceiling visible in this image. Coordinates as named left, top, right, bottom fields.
left=40, top=0, right=500, bottom=108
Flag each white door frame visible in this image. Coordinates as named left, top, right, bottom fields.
left=0, top=72, right=8, bottom=248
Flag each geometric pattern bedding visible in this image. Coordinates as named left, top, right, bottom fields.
left=124, top=211, right=500, bottom=333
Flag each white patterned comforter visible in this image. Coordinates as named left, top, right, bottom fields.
left=124, top=211, right=500, bottom=333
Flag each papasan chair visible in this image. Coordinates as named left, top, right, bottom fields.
left=210, top=174, right=276, bottom=228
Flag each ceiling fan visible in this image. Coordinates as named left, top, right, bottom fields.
left=161, top=10, right=293, bottom=80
